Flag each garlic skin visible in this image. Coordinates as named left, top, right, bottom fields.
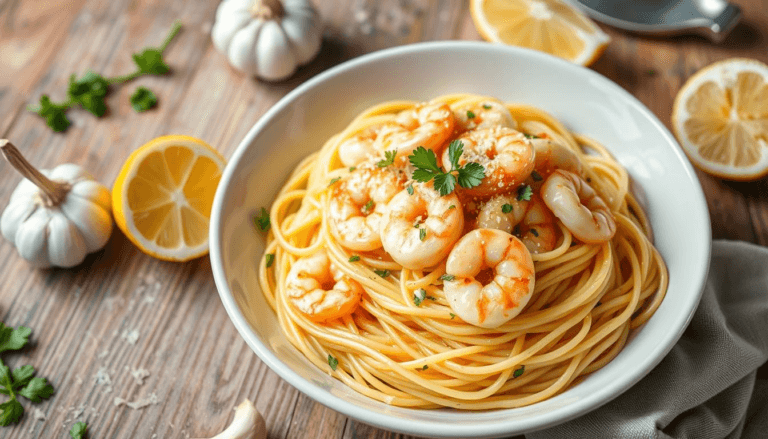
left=1, top=163, right=113, bottom=268
left=211, top=0, right=322, bottom=81
left=201, top=399, right=266, bottom=439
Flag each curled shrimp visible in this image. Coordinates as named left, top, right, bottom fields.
left=380, top=184, right=464, bottom=270
left=541, top=170, right=616, bottom=243
left=285, top=250, right=363, bottom=323
left=475, top=194, right=528, bottom=234
left=530, top=138, right=582, bottom=179
left=329, top=167, right=406, bottom=251
left=338, top=102, right=455, bottom=168
left=443, top=229, right=535, bottom=328
left=444, top=127, right=535, bottom=198
left=454, top=99, right=517, bottom=133
left=518, top=194, right=558, bottom=254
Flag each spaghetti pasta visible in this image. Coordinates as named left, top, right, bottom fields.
left=257, top=94, right=668, bottom=410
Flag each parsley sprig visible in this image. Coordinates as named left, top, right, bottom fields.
left=69, top=421, right=87, bottom=439
left=0, top=323, right=54, bottom=426
left=409, top=141, right=485, bottom=196
left=28, top=21, right=182, bottom=131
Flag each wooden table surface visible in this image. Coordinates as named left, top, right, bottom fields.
left=1, top=0, right=767, bottom=438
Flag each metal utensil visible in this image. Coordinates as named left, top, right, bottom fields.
left=573, top=0, right=742, bottom=43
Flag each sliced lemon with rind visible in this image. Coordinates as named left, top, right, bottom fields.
left=113, top=135, right=226, bottom=261
left=470, top=0, right=610, bottom=66
left=672, top=58, right=768, bottom=180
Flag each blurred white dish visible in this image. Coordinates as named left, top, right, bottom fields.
left=209, top=41, right=711, bottom=438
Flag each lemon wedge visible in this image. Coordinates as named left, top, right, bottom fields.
left=470, top=0, right=610, bottom=66
left=112, top=135, right=226, bottom=261
left=672, top=58, right=768, bottom=180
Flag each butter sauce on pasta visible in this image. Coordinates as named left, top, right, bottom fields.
left=257, top=94, right=668, bottom=410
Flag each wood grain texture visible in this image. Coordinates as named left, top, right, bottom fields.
left=0, top=0, right=766, bottom=438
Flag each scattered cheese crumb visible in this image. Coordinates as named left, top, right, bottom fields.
left=33, top=408, right=46, bottom=422
left=95, top=366, right=113, bottom=393
left=114, top=392, right=159, bottom=409
left=121, top=329, right=140, bottom=345
left=131, top=368, right=151, bottom=386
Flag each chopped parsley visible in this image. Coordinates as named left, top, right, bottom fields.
left=254, top=207, right=270, bottom=231
left=466, top=110, right=475, bottom=119
left=523, top=133, right=539, bottom=139
left=328, top=177, right=341, bottom=186
left=501, top=203, right=514, bottom=214
left=483, top=104, right=492, bottom=109
left=407, top=184, right=414, bottom=195
left=377, top=150, right=396, bottom=167
left=530, top=228, right=539, bottom=237
left=531, top=170, right=543, bottom=182
left=374, top=269, right=390, bottom=278
left=440, top=274, right=455, bottom=282
left=362, top=200, right=375, bottom=213
left=328, top=355, right=338, bottom=371
left=513, top=365, right=525, bottom=378
left=413, top=289, right=427, bottom=306
left=449, top=313, right=456, bottom=319
left=517, top=184, right=533, bottom=201
left=647, top=69, right=657, bottom=76
left=419, top=228, right=426, bottom=241
left=349, top=166, right=356, bottom=172
left=409, top=141, right=485, bottom=196
left=349, top=255, right=361, bottom=263
left=265, top=253, right=275, bottom=268
left=420, top=365, right=429, bottom=371
left=448, top=205, right=456, bottom=210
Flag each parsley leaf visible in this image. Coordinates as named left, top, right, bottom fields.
left=449, top=313, right=456, bottom=319
left=11, top=365, right=35, bottom=389
left=457, top=162, right=485, bottom=189
left=0, top=399, right=23, bottom=427
left=513, top=365, right=525, bottom=378
left=349, top=255, right=360, bottom=263
left=419, top=228, right=426, bottom=241
left=466, top=110, right=475, bottom=119
left=501, top=204, right=514, bottom=214
left=377, top=150, right=396, bottom=167
left=132, top=49, right=170, bottom=75
left=254, top=208, right=270, bottom=232
left=373, top=269, right=390, bottom=278
left=531, top=170, right=543, bottom=182
left=67, top=71, right=109, bottom=117
left=28, top=96, right=71, bottom=132
left=327, top=355, right=338, bottom=371
left=406, top=184, right=414, bottom=195
left=408, top=143, right=485, bottom=196
left=328, top=177, right=341, bottom=186
left=517, top=185, right=533, bottom=201
left=130, top=87, right=158, bottom=112
left=265, top=254, right=275, bottom=268
left=70, top=421, right=87, bottom=439
left=17, top=377, right=54, bottom=403
left=413, top=289, right=426, bottom=306
left=440, top=274, right=455, bottom=281
left=0, top=324, right=30, bottom=354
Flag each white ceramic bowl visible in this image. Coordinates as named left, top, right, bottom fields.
left=210, top=42, right=711, bottom=438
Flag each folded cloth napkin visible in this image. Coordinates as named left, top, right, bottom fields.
left=527, top=240, right=768, bottom=439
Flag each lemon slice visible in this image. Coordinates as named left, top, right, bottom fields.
left=470, top=0, right=610, bottom=66
left=112, top=135, right=226, bottom=261
left=672, top=58, right=768, bottom=180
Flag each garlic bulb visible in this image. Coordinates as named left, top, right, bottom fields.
left=0, top=140, right=113, bottom=268
left=212, top=0, right=322, bottom=81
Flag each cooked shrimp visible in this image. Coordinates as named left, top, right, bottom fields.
left=337, top=102, right=455, bottom=167
left=454, top=99, right=517, bottom=132
left=475, top=194, right=528, bottom=234
left=329, top=167, right=406, bottom=251
left=380, top=184, right=464, bottom=270
left=443, top=229, right=535, bottom=328
left=285, top=250, right=363, bottom=323
left=380, top=102, right=455, bottom=163
left=518, top=194, right=558, bottom=254
left=531, top=138, right=582, bottom=178
left=444, top=127, right=535, bottom=198
left=338, top=126, right=380, bottom=167
left=541, top=170, right=616, bottom=243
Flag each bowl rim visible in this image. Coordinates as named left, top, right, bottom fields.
left=210, top=40, right=712, bottom=438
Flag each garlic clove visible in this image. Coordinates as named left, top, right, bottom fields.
left=255, top=21, right=297, bottom=80
left=228, top=21, right=264, bottom=73
left=199, top=399, right=266, bottom=439
left=70, top=180, right=112, bottom=213
left=1, top=199, right=36, bottom=244
left=280, top=14, right=321, bottom=65
left=61, top=193, right=113, bottom=252
left=15, top=209, right=53, bottom=268
left=47, top=214, right=87, bottom=267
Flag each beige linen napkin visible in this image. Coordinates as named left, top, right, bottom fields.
left=527, top=240, right=768, bottom=439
